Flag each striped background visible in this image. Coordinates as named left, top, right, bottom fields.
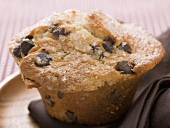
left=0, top=0, right=170, bottom=82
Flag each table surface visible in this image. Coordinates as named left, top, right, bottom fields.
left=0, top=0, right=170, bottom=82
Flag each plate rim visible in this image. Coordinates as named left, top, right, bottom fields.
left=0, top=70, right=20, bottom=89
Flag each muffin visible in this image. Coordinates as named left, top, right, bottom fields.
left=9, top=10, right=165, bottom=126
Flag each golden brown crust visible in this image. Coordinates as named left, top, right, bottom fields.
left=9, top=10, right=165, bottom=92
left=9, top=10, right=165, bottom=125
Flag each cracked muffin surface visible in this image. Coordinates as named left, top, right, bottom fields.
left=9, top=10, right=164, bottom=92
left=9, top=10, right=165, bottom=125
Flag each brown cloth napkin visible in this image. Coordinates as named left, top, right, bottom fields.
left=28, top=28, right=170, bottom=128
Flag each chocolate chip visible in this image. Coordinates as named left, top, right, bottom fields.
left=41, top=48, right=46, bottom=52
left=112, top=95, right=122, bottom=105
left=117, top=61, right=134, bottom=74
left=47, top=100, right=54, bottom=107
left=48, top=26, right=70, bottom=38
left=25, top=35, right=33, bottom=39
left=111, top=89, right=117, bottom=95
left=106, top=37, right=115, bottom=46
left=20, top=39, right=35, bottom=56
left=118, top=42, right=132, bottom=53
left=90, top=45, right=104, bottom=59
left=12, top=45, right=21, bottom=58
left=45, top=95, right=51, bottom=99
left=57, top=91, right=64, bottom=99
left=53, top=27, right=64, bottom=38
left=91, top=45, right=99, bottom=53
left=111, top=89, right=122, bottom=105
left=66, top=110, right=77, bottom=123
left=34, top=53, right=52, bottom=66
left=102, top=43, right=113, bottom=53
left=102, top=37, right=115, bottom=53
left=45, top=95, right=54, bottom=107
left=48, top=26, right=58, bottom=33
left=99, top=53, right=104, bottom=59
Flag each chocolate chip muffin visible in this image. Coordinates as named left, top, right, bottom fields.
left=9, top=10, right=165, bottom=126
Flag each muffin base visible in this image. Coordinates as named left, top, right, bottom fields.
left=37, top=74, right=142, bottom=126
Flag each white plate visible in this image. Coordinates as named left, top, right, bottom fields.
left=0, top=71, right=41, bottom=128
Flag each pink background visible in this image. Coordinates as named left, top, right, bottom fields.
left=0, top=0, right=170, bottom=82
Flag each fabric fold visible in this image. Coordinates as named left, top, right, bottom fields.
left=119, top=77, right=170, bottom=128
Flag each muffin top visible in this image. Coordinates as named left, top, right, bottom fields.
left=9, top=10, right=165, bottom=93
